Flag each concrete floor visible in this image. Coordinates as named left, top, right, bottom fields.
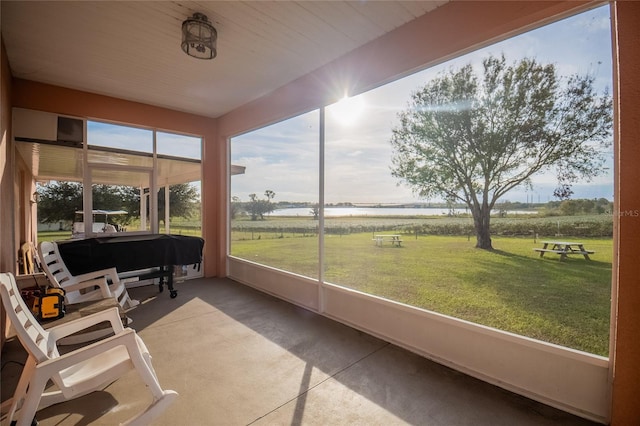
left=1, top=277, right=599, bottom=426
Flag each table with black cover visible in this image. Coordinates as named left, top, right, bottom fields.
left=57, top=234, right=204, bottom=298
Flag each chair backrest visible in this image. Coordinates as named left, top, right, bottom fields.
left=20, top=242, right=34, bottom=275
left=19, top=241, right=42, bottom=275
left=38, top=241, right=74, bottom=288
left=0, top=272, right=56, bottom=363
left=103, top=223, right=117, bottom=233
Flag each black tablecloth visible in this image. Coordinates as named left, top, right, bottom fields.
left=57, top=234, right=204, bottom=276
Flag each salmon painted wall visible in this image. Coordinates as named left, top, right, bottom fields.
left=1, top=39, right=14, bottom=346
left=610, top=2, right=640, bottom=424
left=1, top=40, right=14, bottom=274
left=10, top=80, right=224, bottom=278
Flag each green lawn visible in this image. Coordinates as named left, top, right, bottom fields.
left=39, top=222, right=612, bottom=356
left=37, top=223, right=201, bottom=242
left=231, top=233, right=612, bottom=356
left=38, top=231, right=72, bottom=242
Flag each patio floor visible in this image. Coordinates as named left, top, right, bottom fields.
left=1, top=277, right=598, bottom=425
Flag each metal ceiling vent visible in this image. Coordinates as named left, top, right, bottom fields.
left=181, top=12, right=217, bottom=60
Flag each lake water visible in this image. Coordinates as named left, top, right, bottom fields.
left=271, top=207, right=536, bottom=217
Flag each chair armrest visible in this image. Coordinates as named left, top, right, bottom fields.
left=47, top=307, right=125, bottom=342
left=72, top=267, right=122, bottom=285
left=40, top=328, right=139, bottom=372
left=63, top=277, right=112, bottom=298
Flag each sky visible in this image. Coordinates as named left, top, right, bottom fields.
left=87, top=122, right=202, bottom=160
left=231, top=5, right=614, bottom=205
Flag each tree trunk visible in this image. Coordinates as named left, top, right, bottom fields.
left=472, top=202, right=493, bottom=250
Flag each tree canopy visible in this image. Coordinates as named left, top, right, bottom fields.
left=37, top=181, right=83, bottom=223
left=157, top=184, right=200, bottom=223
left=37, top=181, right=199, bottom=227
left=390, top=55, right=612, bottom=249
left=243, top=190, right=277, bottom=221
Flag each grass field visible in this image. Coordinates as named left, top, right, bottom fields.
left=38, top=224, right=202, bottom=242
left=231, top=232, right=612, bottom=356
left=38, top=215, right=612, bottom=356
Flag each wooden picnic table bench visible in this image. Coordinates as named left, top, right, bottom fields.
left=373, top=234, right=403, bottom=247
left=534, top=241, right=594, bottom=260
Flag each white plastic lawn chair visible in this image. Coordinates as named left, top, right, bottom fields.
left=38, top=241, right=139, bottom=311
left=0, top=272, right=178, bottom=426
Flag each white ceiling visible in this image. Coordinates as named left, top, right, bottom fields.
left=1, top=1, right=447, bottom=119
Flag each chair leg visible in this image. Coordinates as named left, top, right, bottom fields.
left=114, top=283, right=139, bottom=311
left=124, top=297, right=140, bottom=310
left=9, top=417, right=38, bottom=426
left=120, top=338, right=178, bottom=425
left=129, top=346, right=165, bottom=398
left=6, top=357, right=36, bottom=424
left=13, top=373, right=49, bottom=426
left=120, top=390, right=178, bottom=426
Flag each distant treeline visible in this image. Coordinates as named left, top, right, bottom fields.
left=411, top=216, right=612, bottom=238
left=231, top=214, right=613, bottom=240
left=499, top=198, right=612, bottom=216
left=266, top=198, right=613, bottom=216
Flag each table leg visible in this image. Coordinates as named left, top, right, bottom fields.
left=539, top=243, right=549, bottom=257
left=167, top=267, right=177, bottom=298
left=157, top=266, right=178, bottom=298
left=578, top=245, right=591, bottom=260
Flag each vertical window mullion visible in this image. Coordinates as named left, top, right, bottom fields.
left=318, top=107, right=326, bottom=313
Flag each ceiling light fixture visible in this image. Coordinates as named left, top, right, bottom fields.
left=181, top=12, right=217, bottom=60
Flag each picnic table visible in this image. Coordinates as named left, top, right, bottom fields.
left=534, top=241, right=594, bottom=260
left=373, top=234, right=403, bottom=247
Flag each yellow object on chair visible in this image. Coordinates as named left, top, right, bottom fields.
left=31, top=287, right=66, bottom=320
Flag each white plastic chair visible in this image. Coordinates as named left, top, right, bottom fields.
left=38, top=241, right=139, bottom=311
left=0, top=272, right=178, bottom=426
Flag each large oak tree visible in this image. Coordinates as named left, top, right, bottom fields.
left=390, top=55, right=612, bottom=249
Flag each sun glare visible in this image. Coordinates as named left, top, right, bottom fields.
left=329, top=95, right=365, bottom=126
